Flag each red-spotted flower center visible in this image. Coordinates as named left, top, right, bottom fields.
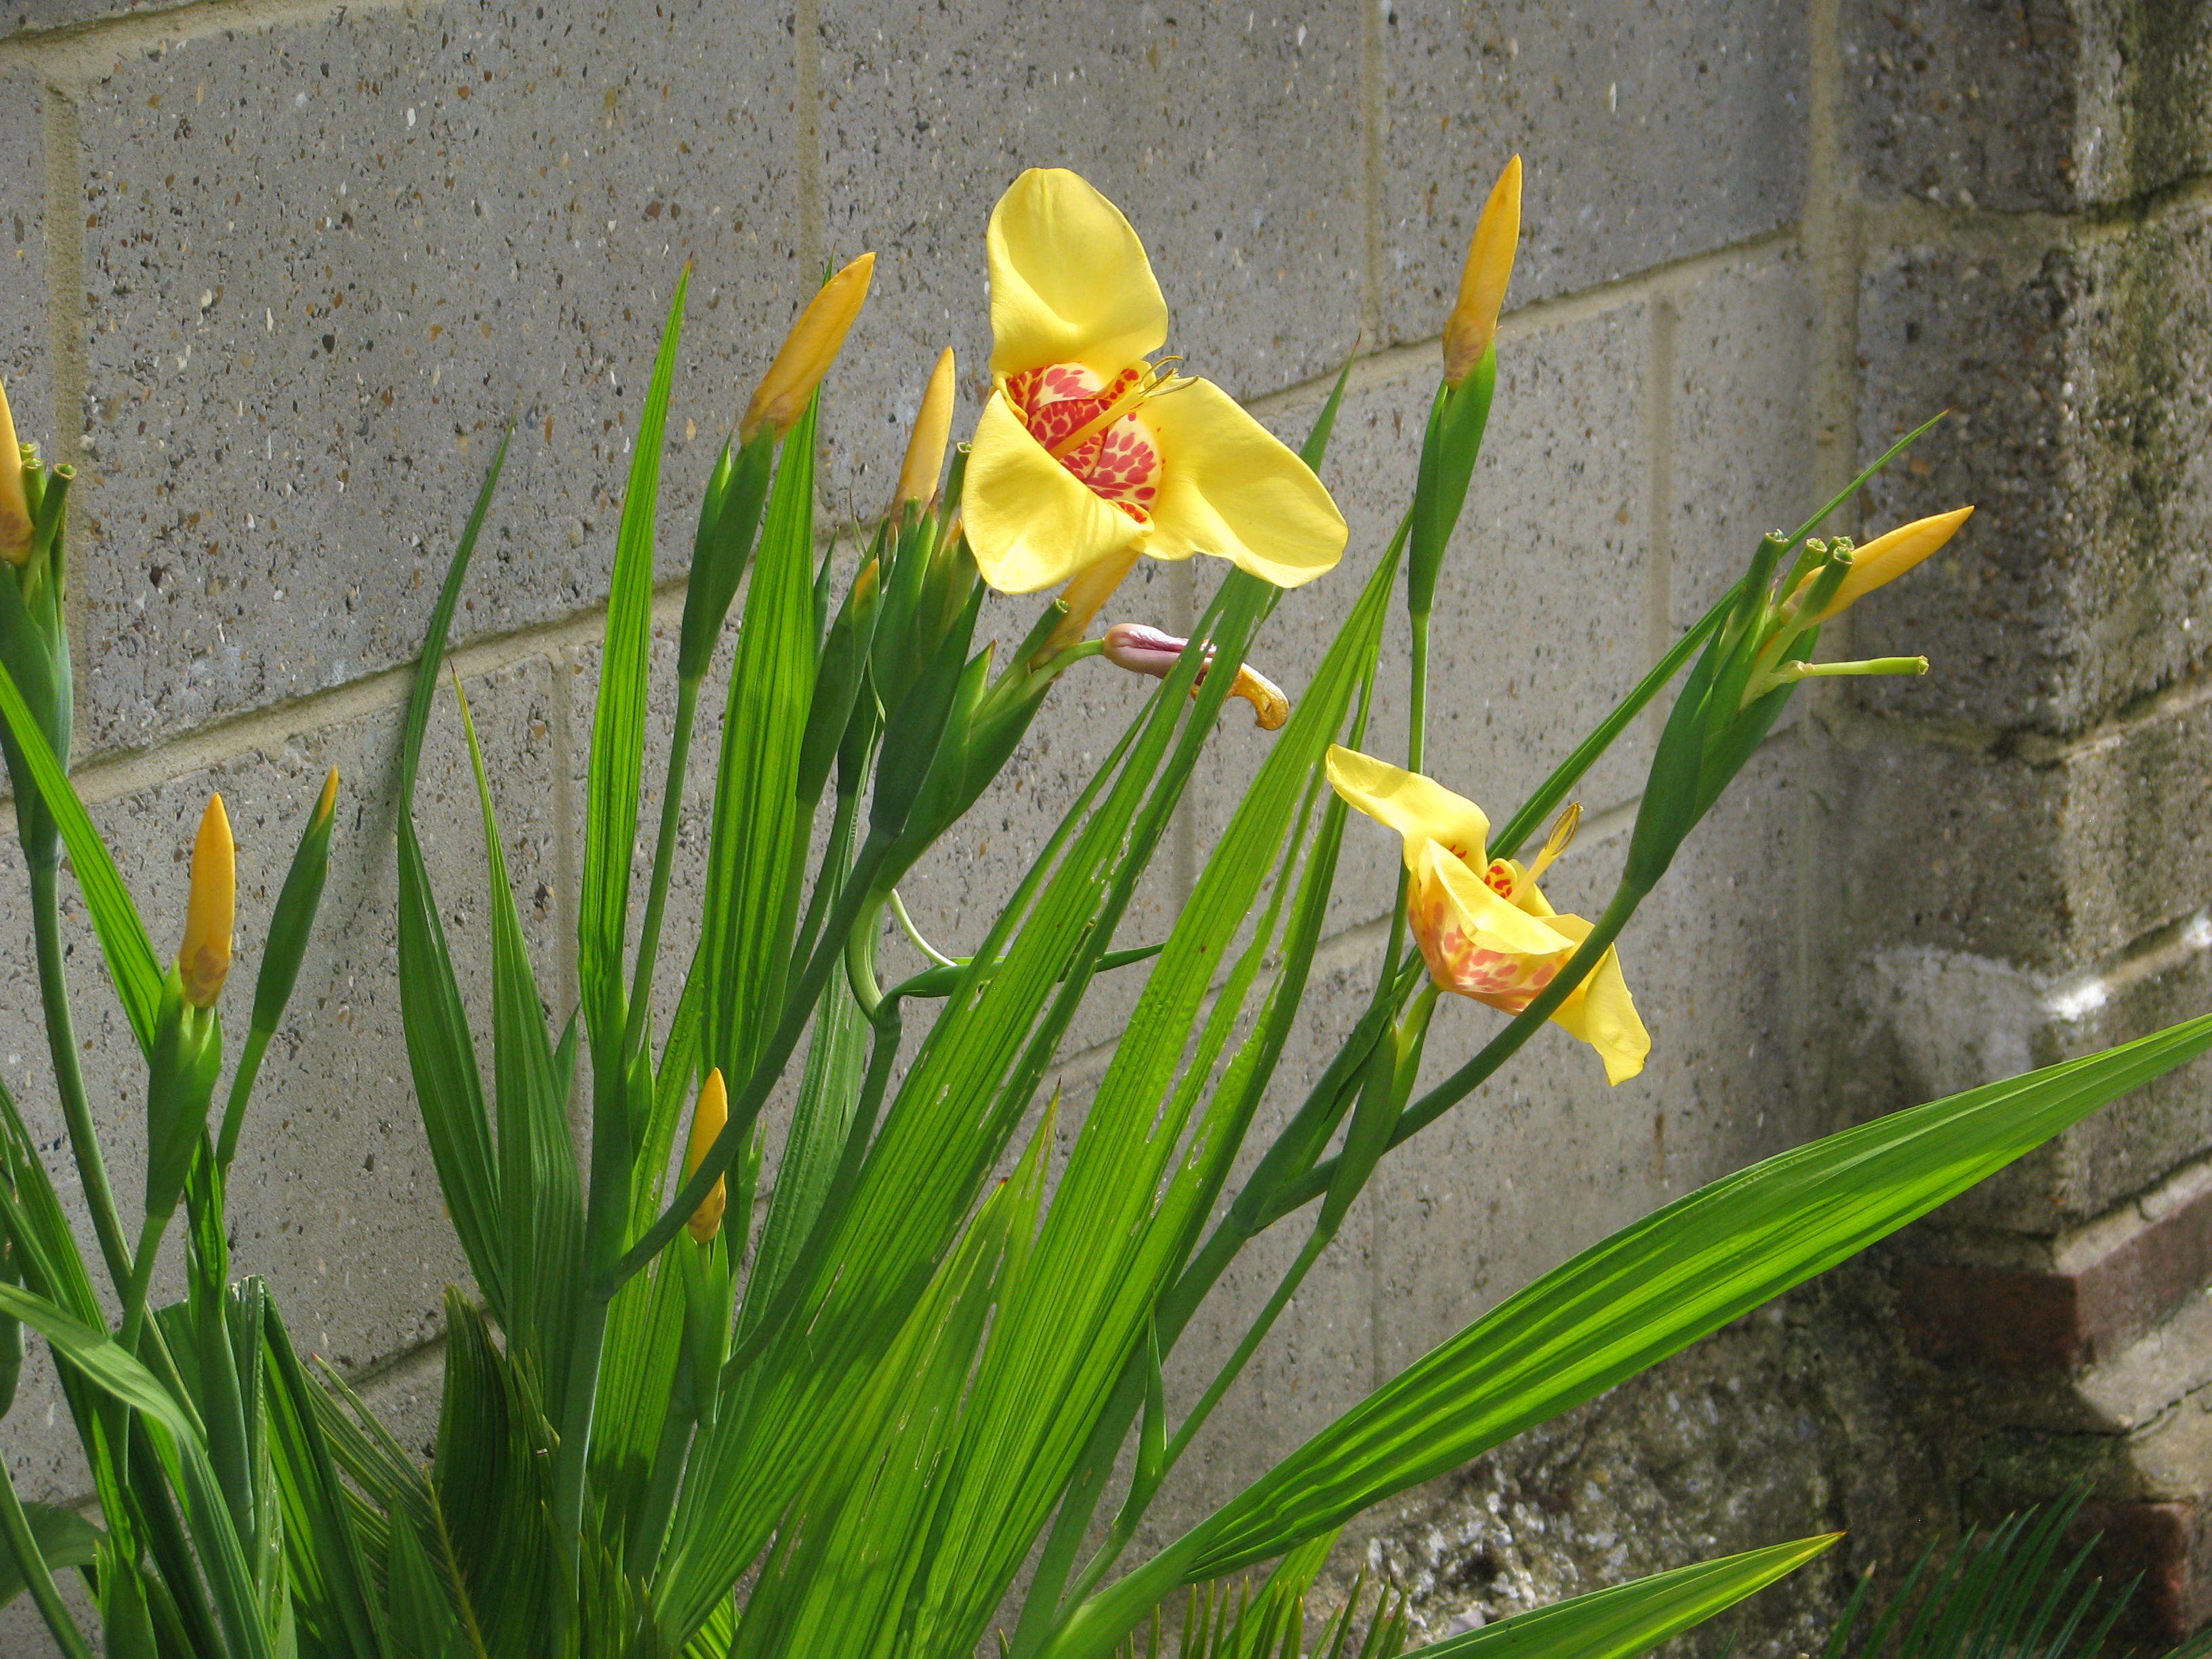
left=1005, top=362, right=1164, bottom=525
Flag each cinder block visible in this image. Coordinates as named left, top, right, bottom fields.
left=1666, top=248, right=1819, bottom=631
left=0, top=69, right=53, bottom=447
left=64, top=0, right=805, bottom=755
left=1378, top=0, right=1807, bottom=349
left=813, top=0, right=1368, bottom=512
left=1832, top=691, right=2212, bottom=979
left=1853, top=204, right=2212, bottom=735
left=1846, top=0, right=2212, bottom=213
left=5, top=0, right=188, bottom=36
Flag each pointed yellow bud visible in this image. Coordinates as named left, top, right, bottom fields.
left=1805, top=506, right=1975, bottom=624
left=893, top=347, right=957, bottom=510
left=179, top=794, right=234, bottom=1008
left=740, top=253, right=876, bottom=445
left=314, top=766, right=340, bottom=828
left=0, top=374, right=30, bottom=567
left=1033, top=544, right=1141, bottom=664
left=1441, top=155, right=1523, bottom=386
left=683, top=1067, right=730, bottom=1244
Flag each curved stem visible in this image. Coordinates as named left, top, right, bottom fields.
left=623, top=673, right=702, bottom=1065
left=886, top=888, right=958, bottom=968
left=29, top=859, right=131, bottom=1292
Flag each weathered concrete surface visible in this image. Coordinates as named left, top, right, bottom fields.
left=2, top=1, right=2212, bottom=1655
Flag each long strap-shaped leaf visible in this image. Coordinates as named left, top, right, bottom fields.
left=0, top=1283, right=276, bottom=1659
left=1050, top=1010, right=2212, bottom=1655
left=699, top=396, right=819, bottom=1091
left=454, top=678, right=586, bottom=1410
left=0, top=659, right=160, bottom=1050
left=580, top=270, right=689, bottom=1059
left=396, top=432, right=514, bottom=1324
left=1404, top=1534, right=1837, bottom=1659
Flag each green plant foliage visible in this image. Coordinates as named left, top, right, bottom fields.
left=0, top=164, right=2196, bottom=1659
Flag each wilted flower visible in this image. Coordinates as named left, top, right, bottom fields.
left=1101, top=622, right=1290, bottom=731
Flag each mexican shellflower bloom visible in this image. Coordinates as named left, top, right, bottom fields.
left=1327, top=746, right=1649, bottom=1085
left=964, top=167, right=1348, bottom=596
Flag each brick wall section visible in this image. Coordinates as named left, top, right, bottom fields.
left=0, top=1, right=2209, bottom=1652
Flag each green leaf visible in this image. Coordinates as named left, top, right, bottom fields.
left=0, top=655, right=160, bottom=1050
left=262, top=1303, right=390, bottom=1659
left=453, top=677, right=586, bottom=1409
left=1407, top=1534, right=1837, bottom=1659
left=581, top=269, right=689, bottom=1058
left=396, top=432, right=514, bottom=1324
left=0, top=1500, right=100, bottom=1607
left=0, top=1282, right=276, bottom=1659
left=433, top=1291, right=556, bottom=1659
left=699, top=395, right=819, bottom=1092
left=1185, top=1012, right=2212, bottom=1579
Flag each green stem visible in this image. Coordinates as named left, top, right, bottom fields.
left=623, top=673, right=701, bottom=1065
left=212, top=1025, right=274, bottom=1172
left=0, top=1461, right=94, bottom=1659
left=886, top=888, right=957, bottom=968
left=603, top=834, right=893, bottom=1290
left=1262, top=879, right=1648, bottom=1225
left=28, top=860, right=131, bottom=1294
left=115, top=1210, right=167, bottom=1360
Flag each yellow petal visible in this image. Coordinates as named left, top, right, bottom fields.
left=684, top=1067, right=731, bottom=1244
left=1811, top=506, right=1975, bottom=623
left=1421, top=844, right=1583, bottom=963
left=1542, top=913, right=1650, bottom=1085
left=0, top=374, right=28, bottom=567
left=894, top=346, right=957, bottom=509
left=741, top=252, right=876, bottom=443
left=963, top=389, right=1142, bottom=594
left=1326, top=745, right=1490, bottom=868
left=180, top=794, right=234, bottom=1009
left=1138, top=378, right=1347, bottom=588
left=1441, top=155, right=1521, bottom=385
left=988, top=169, right=1168, bottom=380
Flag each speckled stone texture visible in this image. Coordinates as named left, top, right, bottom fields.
left=3, top=1, right=2212, bottom=1654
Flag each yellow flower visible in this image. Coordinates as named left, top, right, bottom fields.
left=179, top=794, right=234, bottom=1009
left=683, top=1067, right=730, bottom=1244
left=741, top=253, right=876, bottom=445
left=0, top=373, right=30, bottom=567
left=1326, top=746, right=1648, bottom=1084
left=963, top=168, right=1347, bottom=596
left=894, top=346, right=958, bottom=510
left=1441, top=155, right=1521, bottom=386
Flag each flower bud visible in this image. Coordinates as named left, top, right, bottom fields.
left=683, top=1067, right=730, bottom=1244
left=1101, top=622, right=1290, bottom=731
left=739, top=253, right=876, bottom=444
left=179, top=794, right=234, bottom=1008
left=1441, top=155, right=1521, bottom=386
left=1803, top=506, right=1974, bottom=624
left=893, top=347, right=957, bottom=510
left=0, top=375, right=30, bottom=567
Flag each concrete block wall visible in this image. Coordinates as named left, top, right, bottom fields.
left=0, top=0, right=2207, bottom=1652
